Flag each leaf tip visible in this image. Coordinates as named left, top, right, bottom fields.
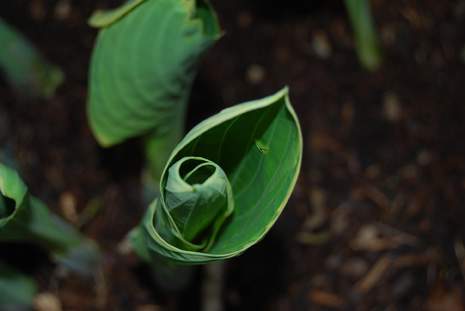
left=88, top=0, right=147, bottom=28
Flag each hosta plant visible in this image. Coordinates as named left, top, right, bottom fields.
left=87, top=0, right=221, bottom=181
left=0, top=162, right=100, bottom=275
left=87, top=0, right=302, bottom=270
left=130, top=88, right=303, bottom=264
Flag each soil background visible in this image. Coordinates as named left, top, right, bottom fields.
left=1, top=0, right=465, bottom=310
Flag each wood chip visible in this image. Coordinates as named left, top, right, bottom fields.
left=393, top=250, right=438, bottom=269
left=136, top=305, right=162, bottom=311
left=355, top=256, right=392, bottom=294
left=304, top=188, right=327, bottom=230
left=34, top=292, right=62, bottom=311
left=310, top=131, right=342, bottom=153
left=297, top=231, right=330, bottom=245
left=54, top=0, right=71, bottom=20
left=59, top=191, right=78, bottom=224
left=237, top=11, right=253, bottom=28
left=340, top=258, right=369, bottom=278
left=308, top=289, right=345, bottom=308
left=427, top=282, right=464, bottom=311
left=454, top=239, right=465, bottom=281
left=383, top=92, right=402, bottom=122
left=312, top=31, right=332, bottom=59
left=352, top=186, right=391, bottom=212
left=351, top=224, right=417, bottom=252
left=246, top=64, right=265, bottom=85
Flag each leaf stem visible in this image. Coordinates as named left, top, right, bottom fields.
left=143, top=99, right=187, bottom=184
left=344, top=0, right=382, bottom=71
left=2, top=196, right=100, bottom=276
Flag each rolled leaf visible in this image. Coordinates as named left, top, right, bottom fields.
left=0, top=263, right=37, bottom=308
left=87, top=0, right=221, bottom=178
left=0, top=163, right=100, bottom=275
left=0, top=18, right=64, bottom=98
left=130, top=88, right=303, bottom=264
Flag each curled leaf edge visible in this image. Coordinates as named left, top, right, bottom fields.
left=142, top=87, right=303, bottom=261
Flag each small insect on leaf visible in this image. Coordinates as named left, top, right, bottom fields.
left=255, top=140, right=270, bottom=154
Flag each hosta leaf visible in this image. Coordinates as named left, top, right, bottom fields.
left=0, top=163, right=100, bottom=275
left=0, top=263, right=37, bottom=307
left=130, top=88, right=303, bottom=264
left=0, top=18, right=64, bottom=99
left=88, top=0, right=147, bottom=28
left=87, top=0, right=221, bottom=148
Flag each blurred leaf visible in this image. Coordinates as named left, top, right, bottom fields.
left=344, top=0, right=382, bottom=71
left=0, top=163, right=100, bottom=276
left=0, top=263, right=37, bottom=308
left=0, top=18, right=64, bottom=98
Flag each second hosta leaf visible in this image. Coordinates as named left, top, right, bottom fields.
left=130, top=88, right=303, bottom=264
left=87, top=0, right=221, bottom=147
left=0, top=163, right=100, bottom=275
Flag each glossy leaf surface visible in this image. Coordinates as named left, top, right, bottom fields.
left=131, top=88, right=302, bottom=264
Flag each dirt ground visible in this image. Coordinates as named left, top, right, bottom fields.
left=1, top=0, right=465, bottom=310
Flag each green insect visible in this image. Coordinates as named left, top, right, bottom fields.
left=255, top=140, right=270, bottom=154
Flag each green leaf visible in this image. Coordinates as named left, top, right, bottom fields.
left=87, top=0, right=221, bottom=150
left=0, top=263, right=37, bottom=307
left=344, top=0, right=382, bottom=71
left=88, top=0, right=147, bottom=28
left=0, top=163, right=101, bottom=275
left=130, top=88, right=303, bottom=264
left=0, top=18, right=64, bottom=99
left=0, top=163, right=27, bottom=229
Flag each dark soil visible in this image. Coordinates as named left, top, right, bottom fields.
left=1, top=0, right=465, bottom=310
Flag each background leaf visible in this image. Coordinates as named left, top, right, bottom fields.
left=344, top=0, right=382, bottom=71
left=87, top=0, right=221, bottom=148
left=0, top=263, right=37, bottom=308
left=0, top=18, right=64, bottom=99
left=0, top=163, right=100, bottom=276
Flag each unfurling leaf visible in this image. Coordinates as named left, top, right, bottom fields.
left=130, top=88, right=303, bottom=264
left=0, top=163, right=100, bottom=275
